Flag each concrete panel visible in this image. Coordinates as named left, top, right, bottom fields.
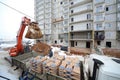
left=104, top=39, right=118, bottom=49
left=105, top=4, right=116, bottom=14
left=105, top=14, right=116, bottom=22
left=70, top=3, right=92, bottom=13
left=105, top=22, right=116, bottom=30
left=105, top=31, right=116, bottom=39
left=105, top=0, right=116, bottom=5
left=70, top=12, right=92, bottom=22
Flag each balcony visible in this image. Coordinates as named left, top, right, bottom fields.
left=45, top=0, right=51, bottom=3
left=70, top=0, right=92, bottom=8
left=94, top=26, right=104, bottom=31
left=52, top=17, right=64, bottom=23
left=70, top=32, right=93, bottom=41
left=94, top=0, right=105, bottom=5
left=70, top=7, right=93, bottom=16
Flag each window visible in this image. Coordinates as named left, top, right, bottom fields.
left=71, top=2, right=74, bottom=5
left=71, top=33, right=74, bottom=39
left=96, top=5, right=103, bottom=12
left=87, top=14, right=91, bottom=20
left=86, top=42, right=90, bottom=48
left=71, top=18, right=74, bottom=22
left=96, top=23, right=102, bottom=30
left=106, top=42, right=111, bottom=48
left=71, top=26, right=74, bottom=31
left=87, top=24, right=88, bottom=29
left=106, top=7, right=109, bottom=11
left=97, top=41, right=101, bottom=45
left=71, top=10, right=74, bottom=13
left=76, top=42, right=77, bottom=46
left=87, top=23, right=91, bottom=29
left=60, top=2, right=63, bottom=5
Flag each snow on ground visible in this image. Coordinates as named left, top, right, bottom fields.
left=0, top=51, right=22, bottom=80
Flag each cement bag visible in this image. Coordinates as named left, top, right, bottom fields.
left=25, top=22, right=43, bottom=39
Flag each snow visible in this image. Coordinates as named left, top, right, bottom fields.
left=0, top=51, right=21, bottom=80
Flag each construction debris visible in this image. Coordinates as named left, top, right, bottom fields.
left=25, top=22, right=43, bottom=39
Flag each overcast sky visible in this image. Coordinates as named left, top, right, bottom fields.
left=0, top=0, right=34, bottom=40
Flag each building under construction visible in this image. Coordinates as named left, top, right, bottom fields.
left=34, top=0, right=120, bottom=49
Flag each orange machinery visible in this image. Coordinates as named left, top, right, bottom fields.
left=9, top=17, right=31, bottom=57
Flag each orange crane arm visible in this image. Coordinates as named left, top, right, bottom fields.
left=9, top=17, right=31, bottom=56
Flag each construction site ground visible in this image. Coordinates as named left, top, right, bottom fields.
left=0, top=50, right=22, bottom=80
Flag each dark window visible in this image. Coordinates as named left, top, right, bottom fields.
left=71, top=10, right=74, bottom=13
left=71, top=33, right=74, bottom=39
left=97, top=41, right=101, bottom=45
left=106, top=42, right=111, bottom=48
left=87, top=14, right=91, bottom=20
left=71, top=26, right=74, bottom=31
left=87, top=24, right=88, bottom=29
left=71, top=41, right=74, bottom=47
left=76, top=42, right=77, bottom=46
left=106, top=7, right=109, bottom=11
left=60, top=39, right=63, bottom=42
left=55, top=40, right=57, bottom=44
left=71, top=2, right=74, bottom=5
left=71, top=18, right=74, bottom=22
left=60, top=2, right=63, bottom=5
left=86, top=42, right=90, bottom=48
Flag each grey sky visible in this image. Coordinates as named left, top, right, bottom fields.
left=0, top=0, right=34, bottom=40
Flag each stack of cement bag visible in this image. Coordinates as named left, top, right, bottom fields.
left=25, top=22, right=43, bottom=39
left=29, top=56, right=47, bottom=74
left=59, top=57, right=81, bottom=80
left=31, top=42, right=51, bottom=56
left=42, top=54, right=65, bottom=75
left=27, top=51, right=82, bottom=80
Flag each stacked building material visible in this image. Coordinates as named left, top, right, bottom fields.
left=59, top=57, right=81, bottom=80
left=42, top=59, right=53, bottom=74
left=29, top=56, right=47, bottom=74
left=59, top=61, right=67, bottom=77
left=48, top=59, right=61, bottom=75
left=71, top=63, right=81, bottom=80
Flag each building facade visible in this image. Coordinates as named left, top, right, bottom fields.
left=34, top=0, right=120, bottom=49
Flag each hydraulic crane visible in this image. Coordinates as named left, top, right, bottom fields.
left=9, top=17, right=42, bottom=57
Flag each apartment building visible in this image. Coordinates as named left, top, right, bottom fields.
left=69, top=0, right=93, bottom=48
left=93, top=0, right=120, bottom=49
left=34, top=0, right=120, bottom=49
left=34, top=0, right=53, bottom=44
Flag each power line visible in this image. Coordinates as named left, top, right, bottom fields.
left=0, top=1, right=34, bottom=19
